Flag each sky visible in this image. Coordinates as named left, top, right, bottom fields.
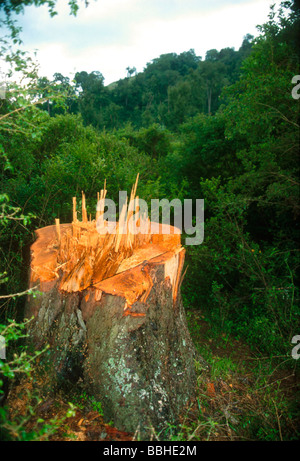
left=9, top=0, right=272, bottom=85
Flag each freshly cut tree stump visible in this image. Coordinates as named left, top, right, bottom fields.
left=26, top=176, right=198, bottom=438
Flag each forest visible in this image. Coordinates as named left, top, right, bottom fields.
left=0, top=0, right=299, bottom=442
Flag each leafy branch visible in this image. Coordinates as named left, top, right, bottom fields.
left=0, top=286, right=39, bottom=300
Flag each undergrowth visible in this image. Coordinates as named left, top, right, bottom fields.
left=1, top=310, right=299, bottom=441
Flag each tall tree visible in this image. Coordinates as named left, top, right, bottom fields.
left=75, top=71, right=110, bottom=128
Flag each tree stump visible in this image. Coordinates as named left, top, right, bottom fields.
left=25, top=177, right=198, bottom=439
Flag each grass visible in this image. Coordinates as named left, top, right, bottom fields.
left=168, top=309, right=300, bottom=441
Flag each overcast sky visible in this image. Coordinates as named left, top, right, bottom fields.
left=12, top=0, right=272, bottom=85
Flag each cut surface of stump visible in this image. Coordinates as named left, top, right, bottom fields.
left=26, top=176, right=198, bottom=439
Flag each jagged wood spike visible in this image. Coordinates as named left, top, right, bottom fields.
left=73, top=197, right=77, bottom=223
left=55, top=218, right=60, bottom=242
left=82, top=191, right=87, bottom=223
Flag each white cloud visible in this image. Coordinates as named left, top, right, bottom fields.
left=15, top=0, right=271, bottom=84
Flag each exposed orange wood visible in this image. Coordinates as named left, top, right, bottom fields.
left=123, top=310, right=146, bottom=318
left=95, top=289, right=102, bottom=302
left=82, top=191, right=87, bottom=223
left=73, top=197, right=77, bottom=222
left=29, top=177, right=184, bottom=314
left=55, top=218, right=61, bottom=242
